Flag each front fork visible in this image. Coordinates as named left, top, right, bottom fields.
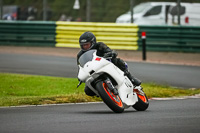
left=77, top=74, right=118, bottom=95
left=104, top=77, right=118, bottom=95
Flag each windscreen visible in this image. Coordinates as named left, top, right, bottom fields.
left=78, top=50, right=96, bottom=67
left=134, top=2, right=150, bottom=14
left=126, top=3, right=150, bottom=14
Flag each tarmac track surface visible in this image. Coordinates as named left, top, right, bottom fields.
left=0, top=53, right=200, bottom=88
left=0, top=53, right=200, bottom=133
left=0, top=99, right=200, bottom=133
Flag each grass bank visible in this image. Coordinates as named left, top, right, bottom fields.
left=0, top=73, right=199, bottom=107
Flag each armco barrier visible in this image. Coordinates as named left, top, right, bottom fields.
left=138, top=25, right=200, bottom=52
left=0, top=21, right=200, bottom=53
left=56, top=22, right=139, bottom=50
left=0, top=21, right=56, bottom=47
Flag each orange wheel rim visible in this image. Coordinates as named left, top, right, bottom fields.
left=103, top=83, right=123, bottom=107
left=138, top=94, right=147, bottom=103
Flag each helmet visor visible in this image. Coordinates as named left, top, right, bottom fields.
left=80, top=42, right=92, bottom=50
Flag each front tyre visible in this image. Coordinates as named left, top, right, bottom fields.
left=96, top=81, right=124, bottom=113
left=132, top=93, right=149, bottom=111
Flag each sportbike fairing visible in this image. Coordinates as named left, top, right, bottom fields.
left=78, top=50, right=138, bottom=107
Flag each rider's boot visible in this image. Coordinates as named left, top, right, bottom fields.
left=124, top=70, right=141, bottom=86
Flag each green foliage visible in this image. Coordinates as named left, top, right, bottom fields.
left=142, top=82, right=200, bottom=98
left=0, top=73, right=82, bottom=97
left=0, top=73, right=101, bottom=106
left=3, top=0, right=199, bottom=22
left=0, top=73, right=199, bottom=107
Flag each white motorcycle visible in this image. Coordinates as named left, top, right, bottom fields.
left=77, top=50, right=149, bottom=113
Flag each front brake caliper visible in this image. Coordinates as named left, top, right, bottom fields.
left=104, top=78, right=118, bottom=95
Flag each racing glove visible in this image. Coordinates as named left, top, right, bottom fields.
left=103, top=51, right=118, bottom=58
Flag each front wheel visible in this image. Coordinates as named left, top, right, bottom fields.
left=96, top=81, right=124, bottom=113
left=132, top=93, right=149, bottom=111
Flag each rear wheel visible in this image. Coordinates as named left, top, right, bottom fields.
left=132, top=93, right=149, bottom=111
left=96, top=81, right=124, bottom=113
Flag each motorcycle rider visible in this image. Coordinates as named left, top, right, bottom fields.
left=77, top=31, right=141, bottom=96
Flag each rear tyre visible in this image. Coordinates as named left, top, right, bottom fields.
left=96, top=81, right=124, bottom=113
left=132, top=93, right=149, bottom=111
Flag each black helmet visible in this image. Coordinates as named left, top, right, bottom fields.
left=79, top=31, right=96, bottom=51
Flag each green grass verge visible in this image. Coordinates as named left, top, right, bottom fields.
left=0, top=73, right=200, bottom=107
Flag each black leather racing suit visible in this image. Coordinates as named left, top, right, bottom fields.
left=77, top=42, right=127, bottom=72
